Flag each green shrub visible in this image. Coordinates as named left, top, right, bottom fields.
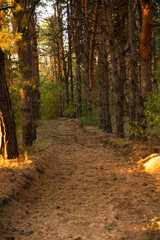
left=128, top=121, right=144, bottom=138
left=63, top=104, right=76, bottom=118
left=144, top=89, right=160, bottom=137
left=40, top=81, right=60, bottom=119
left=128, top=88, right=160, bottom=138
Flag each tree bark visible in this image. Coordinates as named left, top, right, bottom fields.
left=0, top=49, right=18, bottom=159
left=128, top=0, right=137, bottom=135
left=117, top=15, right=126, bottom=136
left=98, top=1, right=112, bottom=133
left=52, top=10, right=64, bottom=116
left=70, top=0, right=82, bottom=117
left=56, top=1, right=69, bottom=110
left=89, top=0, right=99, bottom=88
left=83, top=0, right=92, bottom=114
left=12, top=0, right=40, bottom=146
left=31, top=14, right=41, bottom=120
left=138, top=0, right=153, bottom=126
left=107, top=0, right=124, bottom=137
left=18, top=28, right=37, bottom=146
left=67, top=0, right=74, bottom=105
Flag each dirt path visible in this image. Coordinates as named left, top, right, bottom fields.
left=0, top=118, right=160, bottom=240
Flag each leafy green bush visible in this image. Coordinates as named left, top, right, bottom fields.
left=128, top=89, right=160, bottom=138
left=144, top=89, right=160, bottom=137
left=128, top=121, right=144, bottom=138
left=63, top=104, right=76, bottom=118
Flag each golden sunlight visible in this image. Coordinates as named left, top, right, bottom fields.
left=126, top=153, right=160, bottom=175
left=143, top=154, right=160, bottom=173
left=141, top=217, right=160, bottom=231
left=0, top=153, right=32, bottom=169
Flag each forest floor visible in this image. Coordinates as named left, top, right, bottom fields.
left=0, top=118, right=160, bottom=240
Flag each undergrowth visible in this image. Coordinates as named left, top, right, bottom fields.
left=79, top=108, right=99, bottom=126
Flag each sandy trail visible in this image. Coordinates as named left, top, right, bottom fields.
left=0, top=118, right=160, bottom=240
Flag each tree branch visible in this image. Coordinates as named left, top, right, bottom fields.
left=0, top=6, right=14, bottom=11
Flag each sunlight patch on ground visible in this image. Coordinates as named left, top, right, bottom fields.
left=143, top=154, right=160, bottom=173
left=0, top=151, right=32, bottom=169
left=127, top=154, right=160, bottom=174
left=137, top=217, right=160, bottom=232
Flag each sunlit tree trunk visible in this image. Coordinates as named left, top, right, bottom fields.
left=18, top=28, right=37, bottom=146
left=12, top=0, right=40, bottom=146
left=0, top=49, right=18, bottom=159
left=138, top=0, right=153, bottom=126
left=128, top=0, right=137, bottom=137
left=152, top=33, right=158, bottom=90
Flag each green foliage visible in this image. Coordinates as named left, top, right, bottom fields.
left=40, top=81, right=60, bottom=119
left=144, top=89, right=160, bottom=137
left=128, top=121, right=144, bottom=138
left=128, top=87, right=160, bottom=138
left=118, top=138, right=128, bottom=145
left=63, top=104, right=76, bottom=118
left=79, top=107, right=99, bottom=126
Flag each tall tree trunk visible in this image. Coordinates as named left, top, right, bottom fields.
left=89, top=0, right=99, bottom=88
left=56, top=1, right=69, bottom=110
left=70, top=0, right=82, bottom=117
left=83, top=0, right=92, bottom=114
left=107, top=0, right=124, bottom=137
left=31, top=14, right=41, bottom=120
left=52, top=9, right=63, bottom=116
left=53, top=45, right=58, bottom=84
left=67, top=0, right=74, bottom=105
left=12, top=0, right=40, bottom=146
left=0, top=49, right=18, bottom=159
left=18, top=28, right=37, bottom=146
left=128, top=0, right=137, bottom=136
left=136, top=0, right=142, bottom=102
left=138, top=0, right=153, bottom=127
left=98, top=1, right=112, bottom=132
left=117, top=16, right=126, bottom=136
left=57, top=47, right=64, bottom=117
